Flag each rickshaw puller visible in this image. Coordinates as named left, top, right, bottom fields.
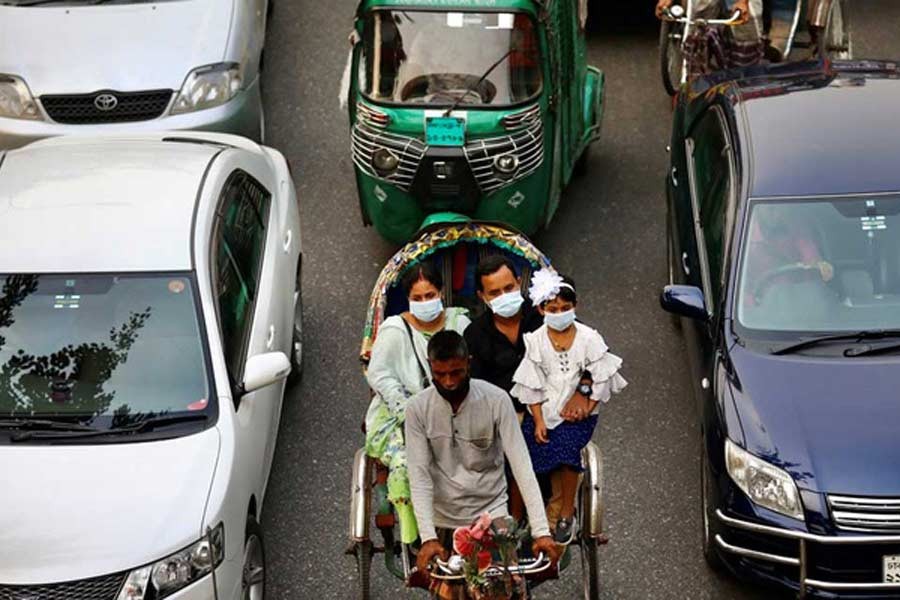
left=406, top=331, right=560, bottom=575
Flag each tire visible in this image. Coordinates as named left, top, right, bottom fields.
left=580, top=537, right=601, bottom=600
left=288, top=257, right=303, bottom=383
left=700, top=446, right=726, bottom=573
left=820, top=0, right=852, bottom=61
left=660, top=18, right=686, bottom=97
left=354, top=540, right=373, bottom=600
left=574, top=143, right=591, bottom=177
left=242, top=518, right=266, bottom=600
left=666, top=209, right=682, bottom=331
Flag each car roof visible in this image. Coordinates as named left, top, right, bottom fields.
left=734, top=62, right=900, bottom=198
left=0, top=138, right=221, bottom=274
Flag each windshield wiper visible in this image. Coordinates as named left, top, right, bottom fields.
left=0, top=418, right=100, bottom=432
left=9, top=413, right=208, bottom=442
left=772, top=330, right=900, bottom=356
left=443, top=49, right=514, bottom=117
left=844, top=341, right=900, bottom=358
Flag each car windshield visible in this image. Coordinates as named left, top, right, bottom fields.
left=0, top=273, right=213, bottom=429
left=361, top=10, right=542, bottom=107
left=736, top=195, right=900, bottom=335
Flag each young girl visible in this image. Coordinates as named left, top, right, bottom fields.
left=511, top=269, right=627, bottom=544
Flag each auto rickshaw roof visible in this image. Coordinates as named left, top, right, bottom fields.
left=357, top=0, right=541, bottom=16
left=360, top=221, right=552, bottom=366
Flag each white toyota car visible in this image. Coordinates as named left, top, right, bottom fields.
left=0, top=132, right=301, bottom=599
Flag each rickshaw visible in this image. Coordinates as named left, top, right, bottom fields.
left=347, top=221, right=606, bottom=599
left=659, top=0, right=852, bottom=96
left=345, top=1, right=604, bottom=244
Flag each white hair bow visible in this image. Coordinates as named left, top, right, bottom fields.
left=528, top=268, right=573, bottom=307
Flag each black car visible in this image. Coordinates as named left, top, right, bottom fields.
left=661, top=60, right=900, bottom=598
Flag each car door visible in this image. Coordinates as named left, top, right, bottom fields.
left=681, top=105, right=738, bottom=416
left=212, top=169, right=279, bottom=495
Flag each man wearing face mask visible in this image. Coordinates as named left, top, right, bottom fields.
left=406, top=331, right=560, bottom=577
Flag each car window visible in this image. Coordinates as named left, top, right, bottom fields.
left=214, top=171, right=272, bottom=383
left=0, top=273, right=213, bottom=429
left=687, top=107, right=735, bottom=312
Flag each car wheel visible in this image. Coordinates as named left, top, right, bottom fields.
left=289, top=257, right=303, bottom=382
left=700, top=444, right=726, bottom=573
left=242, top=518, right=266, bottom=600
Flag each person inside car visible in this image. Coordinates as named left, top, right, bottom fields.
left=406, top=331, right=560, bottom=575
left=365, top=263, right=470, bottom=546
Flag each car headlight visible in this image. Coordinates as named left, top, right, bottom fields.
left=171, top=63, right=243, bottom=114
left=725, top=439, right=804, bottom=520
left=0, top=75, right=41, bottom=121
left=116, top=524, right=224, bottom=600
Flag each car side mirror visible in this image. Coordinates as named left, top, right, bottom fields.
left=242, top=352, right=291, bottom=394
left=660, top=285, right=708, bottom=321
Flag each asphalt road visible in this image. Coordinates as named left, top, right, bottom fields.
left=259, top=3, right=900, bottom=599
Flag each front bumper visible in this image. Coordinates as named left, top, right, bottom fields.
left=716, top=509, right=900, bottom=599
left=0, top=79, right=261, bottom=150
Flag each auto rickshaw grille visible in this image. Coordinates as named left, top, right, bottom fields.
left=0, top=571, right=126, bottom=600
left=40, top=90, right=173, bottom=124
left=464, top=116, right=544, bottom=194
left=351, top=123, right=426, bottom=191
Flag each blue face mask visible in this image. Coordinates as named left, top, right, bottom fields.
left=545, top=309, right=576, bottom=332
left=489, top=290, right=525, bottom=318
left=409, top=297, right=443, bottom=323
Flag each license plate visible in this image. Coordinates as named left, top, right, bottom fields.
left=884, top=554, right=900, bottom=583
left=425, top=116, right=466, bottom=147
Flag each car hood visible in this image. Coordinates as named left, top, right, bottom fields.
left=0, top=427, right=220, bottom=584
left=0, top=0, right=233, bottom=95
left=728, top=343, right=900, bottom=496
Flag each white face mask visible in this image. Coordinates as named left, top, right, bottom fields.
left=409, top=297, right=443, bottom=323
left=545, top=309, right=576, bottom=331
left=489, top=290, right=525, bottom=318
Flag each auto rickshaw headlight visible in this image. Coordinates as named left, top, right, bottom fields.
left=372, top=148, right=400, bottom=175
left=494, top=154, right=520, bottom=177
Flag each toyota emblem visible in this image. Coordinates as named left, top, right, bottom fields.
left=94, top=93, right=119, bottom=112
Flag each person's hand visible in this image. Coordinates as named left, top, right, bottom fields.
left=818, top=260, right=834, bottom=283
left=655, top=0, right=674, bottom=19
left=532, top=535, right=561, bottom=565
left=562, top=393, right=593, bottom=422
left=732, top=0, right=751, bottom=24
left=534, top=418, right=549, bottom=444
left=417, top=539, right=448, bottom=575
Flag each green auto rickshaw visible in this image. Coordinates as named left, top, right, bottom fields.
left=347, top=0, right=604, bottom=244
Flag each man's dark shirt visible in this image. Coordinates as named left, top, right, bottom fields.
left=465, top=304, right=543, bottom=413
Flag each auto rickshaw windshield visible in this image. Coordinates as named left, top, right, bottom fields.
left=360, top=10, right=543, bottom=107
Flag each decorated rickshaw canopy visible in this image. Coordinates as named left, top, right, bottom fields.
left=360, top=222, right=552, bottom=365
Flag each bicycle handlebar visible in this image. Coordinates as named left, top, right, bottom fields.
left=662, top=7, right=744, bottom=26
left=429, top=553, right=553, bottom=581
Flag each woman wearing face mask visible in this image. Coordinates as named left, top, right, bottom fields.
left=365, top=263, right=470, bottom=545
left=511, top=270, right=627, bottom=546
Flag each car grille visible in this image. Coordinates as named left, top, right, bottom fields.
left=351, top=122, right=426, bottom=192
left=0, top=572, right=126, bottom=600
left=464, top=109, right=544, bottom=194
left=40, top=90, right=173, bottom=124
left=829, top=494, right=900, bottom=532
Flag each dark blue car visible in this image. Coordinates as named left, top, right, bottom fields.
left=661, top=60, right=900, bottom=598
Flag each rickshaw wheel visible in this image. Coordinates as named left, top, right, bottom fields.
left=659, top=17, right=685, bottom=97
left=579, top=537, right=601, bottom=600
left=353, top=540, right=373, bottom=600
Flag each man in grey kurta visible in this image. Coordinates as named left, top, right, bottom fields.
left=406, top=330, right=558, bottom=574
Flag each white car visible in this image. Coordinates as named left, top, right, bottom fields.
left=0, top=132, right=301, bottom=599
left=0, top=0, right=270, bottom=149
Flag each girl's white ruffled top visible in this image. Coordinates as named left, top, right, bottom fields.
left=511, top=322, right=627, bottom=430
